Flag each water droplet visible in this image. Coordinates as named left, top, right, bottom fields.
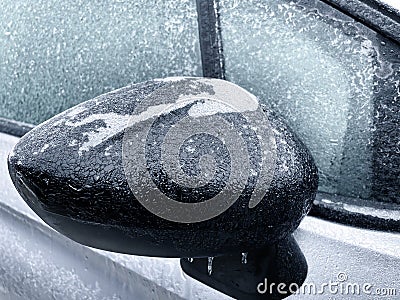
left=207, top=257, right=214, bottom=275
left=241, top=252, right=248, bottom=264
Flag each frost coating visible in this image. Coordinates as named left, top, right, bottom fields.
left=220, top=0, right=378, bottom=199
left=0, top=0, right=201, bottom=124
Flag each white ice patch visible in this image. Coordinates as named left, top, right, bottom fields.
left=68, top=140, right=78, bottom=147
left=185, top=145, right=196, bottom=153
left=40, top=144, right=49, bottom=153
left=154, top=76, right=191, bottom=82
left=157, top=77, right=259, bottom=114
left=62, top=78, right=264, bottom=156
left=127, top=103, right=181, bottom=125
left=188, top=100, right=238, bottom=117
left=104, top=145, right=113, bottom=156
left=64, top=113, right=131, bottom=155
left=32, top=144, right=49, bottom=155
left=321, top=198, right=334, bottom=204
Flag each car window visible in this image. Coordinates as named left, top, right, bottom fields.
left=0, top=0, right=201, bottom=124
left=219, top=0, right=399, bottom=204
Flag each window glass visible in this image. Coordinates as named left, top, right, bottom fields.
left=220, top=0, right=399, bottom=203
left=0, top=0, right=201, bottom=124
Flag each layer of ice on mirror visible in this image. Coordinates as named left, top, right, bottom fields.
left=0, top=0, right=201, bottom=124
left=220, top=0, right=387, bottom=200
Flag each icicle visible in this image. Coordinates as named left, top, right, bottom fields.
left=241, top=252, right=248, bottom=264
left=207, top=257, right=214, bottom=275
left=187, top=257, right=194, bottom=263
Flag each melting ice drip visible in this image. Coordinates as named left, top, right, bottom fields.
left=241, top=252, right=248, bottom=264
left=186, top=253, right=247, bottom=276
left=208, top=257, right=214, bottom=276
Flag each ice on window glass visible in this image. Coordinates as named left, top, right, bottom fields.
left=0, top=0, right=201, bottom=124
left=219, top=0, right=393, bottom=200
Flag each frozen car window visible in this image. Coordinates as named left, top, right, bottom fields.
left=0, top=0, right=201, bottom=124
left=219, top=0, right=399, bottom=204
